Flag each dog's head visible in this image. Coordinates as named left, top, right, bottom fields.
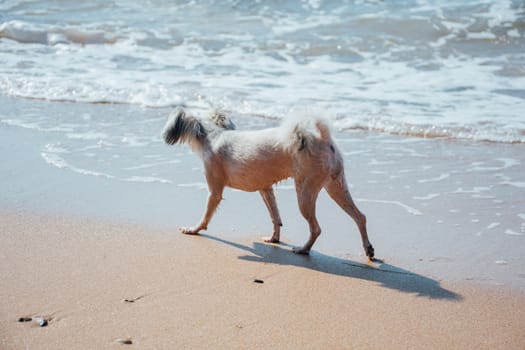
left=162, top=108, right=236, bottom=150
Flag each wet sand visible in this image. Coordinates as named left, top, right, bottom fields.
left=1, top=210, right=524, bottom=349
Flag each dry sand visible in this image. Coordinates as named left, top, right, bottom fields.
left=1, top=210, right=524, bottom=349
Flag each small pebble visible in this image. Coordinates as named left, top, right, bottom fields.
left=123, top=296, right=144, bottom=303
left=115, top=338, right=133, bottom=345
left=253, top=279, right=264, bottom=284
left=33, top=317, right=48, bottom=327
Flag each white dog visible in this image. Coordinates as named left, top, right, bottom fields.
left=162, top=108, right=374, bottom=258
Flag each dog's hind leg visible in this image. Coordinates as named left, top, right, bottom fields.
left=259, top=188, right=282, bottom=243
left=324, top=173, right=374, bottom=259
left=293, top=178, right=323, bottom=255
left=179, top=187, right=224, bottom=235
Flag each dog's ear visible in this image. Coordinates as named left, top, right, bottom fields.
left=162, top=108, right=206, bottom=145
left=211, top=111, right=236, bottom=130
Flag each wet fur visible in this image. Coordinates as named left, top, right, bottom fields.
left=162, top=108, right=374, bottom=257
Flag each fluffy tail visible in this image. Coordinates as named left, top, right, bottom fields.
left=162, top=108, right=206, bottom=145
left=283, top=112, right=333, bottom=153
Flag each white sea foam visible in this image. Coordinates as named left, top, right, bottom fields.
left=123, top=176, right=172, bottom=184
left=413, top=194, right=440, bottom=201
left=466, top=32, right=497, bottom=40
left=453, top=186, right=492, bottom=194
left=177, top=182, right=208, bottom=190
left=123, top=160, right=181, bottom=171
left=1, top=0, right=524, bottom=143
left=418, top=173, right=450, bottom=183
left=1, top=118, right=74, bottom=132
left=0, top=20, right=118, bottom=45
left=120, top=136, right=153, bottom=147
left=41, top=149, right=116, bottom=179
left=505, top=229, right=523, bottom=236
left=487, top=222, right=501, bottom=230
left=470, top=158, right=520, bottom=172
left=358, top=198, right=422, bottom=216
left=41, top=141, right=177, bottom=184
left=499, top=181, right=525, bottom=189
left=67, top=132, right=108, bottom=140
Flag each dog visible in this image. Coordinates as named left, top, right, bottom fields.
left=162, top=108, right=374, bottom=258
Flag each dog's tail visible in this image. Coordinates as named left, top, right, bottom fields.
left=283, top=111, right=333, bottom=153
left=162, top=108, right=206, bottom=146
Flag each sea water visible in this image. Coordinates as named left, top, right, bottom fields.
left=1, top=0, right=524, bottom=142
left=1, top=0, right=524, bottom=184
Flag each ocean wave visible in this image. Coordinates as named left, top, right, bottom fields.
left=335, top=118, right=525, bottom=144
left=1, top=0, right=524, bottom=144
left=0, top=20, right=118, bottom=45
left=2, top=91, right=524, bottom=144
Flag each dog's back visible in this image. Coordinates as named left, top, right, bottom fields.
left=162, top=108, right=342, bottom=190
left=210, top=128, right=294, bottom=191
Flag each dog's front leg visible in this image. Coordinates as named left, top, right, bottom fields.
left=179, top=190, right=223, bottom=235
left=259, top=188, right=282, bottom=243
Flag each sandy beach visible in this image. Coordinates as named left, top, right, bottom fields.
left=0, top=210, right=524, bottom=349
left=2, top=1, right=525, bottom=348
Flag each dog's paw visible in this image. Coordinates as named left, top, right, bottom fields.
left=365, top=243, right=375, bottom=259
left=179, top=227, right=200, bottom=235
left=292, top=246, right=310, bottom=255
left=263, top=236, right=280, bottom=244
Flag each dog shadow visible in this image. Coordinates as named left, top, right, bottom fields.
left=200, top=234, right=462, bottom=301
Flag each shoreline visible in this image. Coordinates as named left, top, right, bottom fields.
left=1, top=209, right=524, bottom=349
